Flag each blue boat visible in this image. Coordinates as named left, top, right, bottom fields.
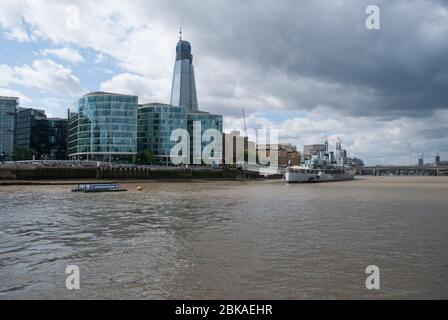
left=72, top=183, right=127, bottom=193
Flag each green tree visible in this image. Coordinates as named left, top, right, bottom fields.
left=11, top=146, right=36, bottom=161
left=134, top=150, right=156, bottom=165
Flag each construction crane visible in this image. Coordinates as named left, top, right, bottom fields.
left=242, top=109, right=247, bottom=137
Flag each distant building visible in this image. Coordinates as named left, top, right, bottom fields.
left=303, top=144, right=326, bottom=160
left=256, top=143, right=301, bottom=167
left=435, top=153, right=441, bottom=166
left=222, top=130, right=256, bottom=165
left=137, top=103, right=187, bottom=165
left=15, top=108, right=67, bottom=159
left=0, top=96, right=19, bottom=160
left=170, top=30, right=198, bottom=112
left=335, top=138, right=348, bottom=166
left=279, top=143, right=301, bottom=167
left=68, top=92, right=138, bottom=162
left=434, top=153, right=448, bottom=166
left=418, top=158, right=424, bottom=166
left=351, top=157, right=365, bottom=168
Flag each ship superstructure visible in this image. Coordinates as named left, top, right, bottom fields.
left=285, top=138, right=356, bottom=183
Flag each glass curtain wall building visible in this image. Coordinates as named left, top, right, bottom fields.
left=168, top=33, right=225, bottom=165
left=170, top=32, right=198, bottom=112
left=15, top=108, right=46, bottom=148
left=137, top=103, right=187, bottom=165
left=16, top=108, right=67, bottom=160
left=68, top=92, right=138, bottom=162
left=187, top=111, right=223, bottom=164
left=0, top=96, right=18, bottom=160
left=43, top=118, right=68, bottom=160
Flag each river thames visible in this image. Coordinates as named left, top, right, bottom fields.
left=1, top=176, right=447, bottom=299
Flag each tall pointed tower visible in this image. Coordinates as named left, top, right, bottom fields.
left=170, top=29, right=198, bottom=112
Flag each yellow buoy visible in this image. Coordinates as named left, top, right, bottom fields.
left=136, top=186, right=143, bottom=191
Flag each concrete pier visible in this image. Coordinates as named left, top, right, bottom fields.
left=0, top=165, right=259, bottom=181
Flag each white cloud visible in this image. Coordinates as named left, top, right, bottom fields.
left=0, top=59, right=83, bottom=96
left=224, top=108, right=448, bottom=165
left=0, top=0, right=175, bottom=96
left=94, top=52, right=105, bottom=64
left=41, top=47, right=85, bottom=64
left=37, top=97, right=74, bottom=118
left=0, top=64, right=16, bottom=87
left=1, top=0, right=447, bottom=164
left=4, top=28, right=31, bottom=42
left=0, top=0, right=31, bottom=41
left=0, top=88, right=31, bottom=104
left=100, top=73, right=168, bottom=104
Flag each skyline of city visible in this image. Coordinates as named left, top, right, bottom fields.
left=0, top=0, right=447, bottom=165
left=1, top=1, right=448, bottom=304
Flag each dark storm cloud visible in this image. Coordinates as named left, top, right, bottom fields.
left=161, top=0, right=448, bottom=118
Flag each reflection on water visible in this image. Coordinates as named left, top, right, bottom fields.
left=1, top=177, right=448, bottom=299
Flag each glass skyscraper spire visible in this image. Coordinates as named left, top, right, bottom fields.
left=170, top=30, right=198, bottom=112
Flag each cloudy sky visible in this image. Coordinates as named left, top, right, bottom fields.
left=0, top=0, right=447, bottom=165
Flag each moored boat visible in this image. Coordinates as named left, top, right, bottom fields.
left=285, top=166, right=355, bottom=183
left=284, top=138, right=356, bottom=183
left=72, top=183, right=127, bottom=192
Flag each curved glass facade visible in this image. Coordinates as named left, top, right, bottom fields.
left=137, top=103, right=187, bottom=164
left=68, top=92, right=138, bottom=162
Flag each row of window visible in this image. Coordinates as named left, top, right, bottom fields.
left=139, top=107, right=185, bottom=114
left=77, top=125, right=136, bottom=132
left=138, top=119, right=186, bottom=125
left=81, top=96, right=137, bottom=103
left=73, top=138, right=136, bottom=145
left=70, top=146, right=136, bottom=153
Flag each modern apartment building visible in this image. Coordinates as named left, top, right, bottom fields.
left=137, top=103, right=187, bottom=165
left=68, top=92, right=138, bottom=162
left=15, top=108, right=67, bottom=159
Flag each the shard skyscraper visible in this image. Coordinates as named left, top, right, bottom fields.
left=170, top=30, right=198, bottom=112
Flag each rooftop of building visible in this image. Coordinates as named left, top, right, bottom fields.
left=0, top=96, right=19, bottom=101
left=83, top=91, right=137, bottom=98
left=177, top=39, right=192, bottom=48
left=225, top=130, right=242, bottom=136
left=139, top=103, right=177, bottom=108
left=188, top=109, right=223, bottom=115
left=256, top=143, right=300, bottom=153
left=175, top=34, right=193, bottom=62
left=187, top=110, right=210, bottom=114
left=16, top=107, right=46, bottom=113
left=304, top=144, right=326, bottom=147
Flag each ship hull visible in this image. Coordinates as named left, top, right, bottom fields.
left=284, top=170, right=356, bottom=183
